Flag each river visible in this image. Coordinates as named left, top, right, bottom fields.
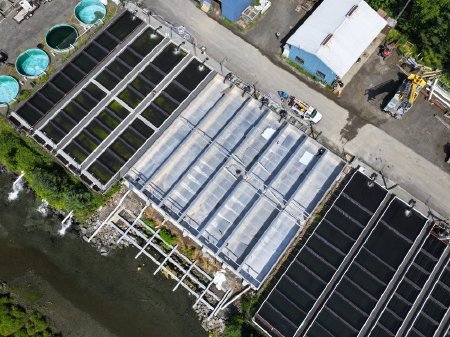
left=0, top=173, right=206, bottom=337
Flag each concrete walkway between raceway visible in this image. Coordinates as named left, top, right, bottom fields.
left=145, top=0, right=450, bottom=219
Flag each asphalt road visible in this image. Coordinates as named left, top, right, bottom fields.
left=145, top=0, right=450, bottom=218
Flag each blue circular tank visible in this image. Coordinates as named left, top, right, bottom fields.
left=75, top=0, right=106, bottom=26
left=15, top=49, right=50, bottom=78
left=0, top=75, right=20, bottom=105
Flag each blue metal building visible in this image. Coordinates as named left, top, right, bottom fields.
left=201, top=0, right=253, bottom=22
left=283, top=0, right=386, bottom=84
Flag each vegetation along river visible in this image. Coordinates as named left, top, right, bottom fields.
left=0, top=173, right=206, bottom=337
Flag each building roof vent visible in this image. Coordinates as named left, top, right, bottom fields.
left=321, top=34, right=333, bottom=46
left=346, top=5, right=359, bottom=17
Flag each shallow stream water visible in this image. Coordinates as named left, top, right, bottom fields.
left=0, top=173, right=205, bottom=337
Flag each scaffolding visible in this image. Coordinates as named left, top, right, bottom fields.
left=88, top=197, right=233, bottom=316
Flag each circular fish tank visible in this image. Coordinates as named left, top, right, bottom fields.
left=0, top=76, right=20, bottom=105
left=74, top=0, right=106, bottom=26
left=46, top=24, right=78, bottom=52
left=15, top=49, right=50, bottom=78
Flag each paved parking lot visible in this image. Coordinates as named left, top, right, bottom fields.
left=339, top=52, right=450, bottom=173
left=0, top=0, right=79, bottom=61
left=243, top=0, right=308, bottom=57
left=224, top=0, right=450, bottom=175
left=143, top=0, right=450, bottom=219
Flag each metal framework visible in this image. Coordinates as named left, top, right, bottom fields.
left=88, top=199, right=231, bottom=315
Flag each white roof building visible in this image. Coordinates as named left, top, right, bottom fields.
left=286, top=0, right=386, bottom=78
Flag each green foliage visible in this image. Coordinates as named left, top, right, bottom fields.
left=14, top=90, right=33, bottom=106
left=222, top=315, right=244, bottom=337
left=140, top=217, right=157, bottom=238
left=0, top=312, right=23, bottom=336
left=367, top=0, right=450, bottom=74
left=221, top=295, right=265, bottom=337
left=159, top=228, right=177, bottom=246
left=141, top=218, right=156, bottom=230
left=441, top=74, right=450, bottom=87
left=35, top=72, right=49, bottom=85
left=0, top=119, right=117, bottom=220
left=0, top=294, right=58, bottom=337
left=181, top=246, right=196, bottom=260
left=282, top=56, right=332, bottom=89
left=221, top=18, right=244, bottom=32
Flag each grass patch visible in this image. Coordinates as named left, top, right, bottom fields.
left=0, top=118, right=118, bottom=220
left=282, top=56, right=332, bottom=89
left=141, top=218, right=156, bottom=230
left=159, top=228, right=177, bottom=246
left=13, top=90, right=33, bottom=106
left=181, top=246, right=196, bottom=260
left=140, top=215, right=176, bottom=246
left=221, top=18, right=244, bottom=32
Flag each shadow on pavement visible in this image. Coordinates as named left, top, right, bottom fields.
left=444, top=142, right=450, bottom=162
left=364, top=72, right=407, bottom=110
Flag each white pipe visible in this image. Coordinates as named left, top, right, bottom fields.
left=220, top=285, right=252, bottom=311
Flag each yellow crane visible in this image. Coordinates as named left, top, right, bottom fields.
left=406, top=73, right=426, bottom=104
left=384, top=73, right=427, bottom=119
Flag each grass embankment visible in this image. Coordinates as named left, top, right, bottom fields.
left=282, top=56, right=332, bottom=89
left=0, top=292, right=60, bottom=337
left=0, top=119, right=117, bottom=220
left=141, top=218, right=178, bottom=247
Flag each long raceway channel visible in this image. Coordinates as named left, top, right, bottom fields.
left=141, top=0, right=450, bottom=219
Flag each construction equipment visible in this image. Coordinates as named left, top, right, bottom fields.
left=384, top=73, right=427, bottom=119
left=379, top=43, right=396, bottom=59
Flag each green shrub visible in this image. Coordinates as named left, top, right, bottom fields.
left=0, top=292, right=59, bottom=337
left=0, top=119, right=117, bottom=220
left=367, top=0, right=449, bottom=76
left=181, top=246, right=196, bottom=260
left=0, top=313, right=23, bottom=336
left=141, top=218, right=156, bottom=230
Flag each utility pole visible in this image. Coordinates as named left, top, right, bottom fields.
left=396, top=0, right=413, bottom=21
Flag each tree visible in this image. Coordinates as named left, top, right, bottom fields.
left=367, top=0, right=450, bottom=72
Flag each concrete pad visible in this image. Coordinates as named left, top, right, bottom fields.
left=346, top=124, right=450, bottom=218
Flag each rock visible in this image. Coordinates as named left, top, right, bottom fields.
left=80, top=227, right=87, bottom=235
left=82, top=236, right=89, bottom=242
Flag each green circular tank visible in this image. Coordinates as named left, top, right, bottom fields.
left=46, top=24, right=78, bottom=52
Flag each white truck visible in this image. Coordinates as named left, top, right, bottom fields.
left=13, top=0, right=39, bottom=24
left=290, top=97, right=322, bottom=124
left=278, top=91, right=322, bottom=124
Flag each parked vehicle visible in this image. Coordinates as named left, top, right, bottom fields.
left=384, top=73, right=427, bottom=119
left=13, top=0, right=39, bottom=24
left=278, top=91, right=322, bottom=124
